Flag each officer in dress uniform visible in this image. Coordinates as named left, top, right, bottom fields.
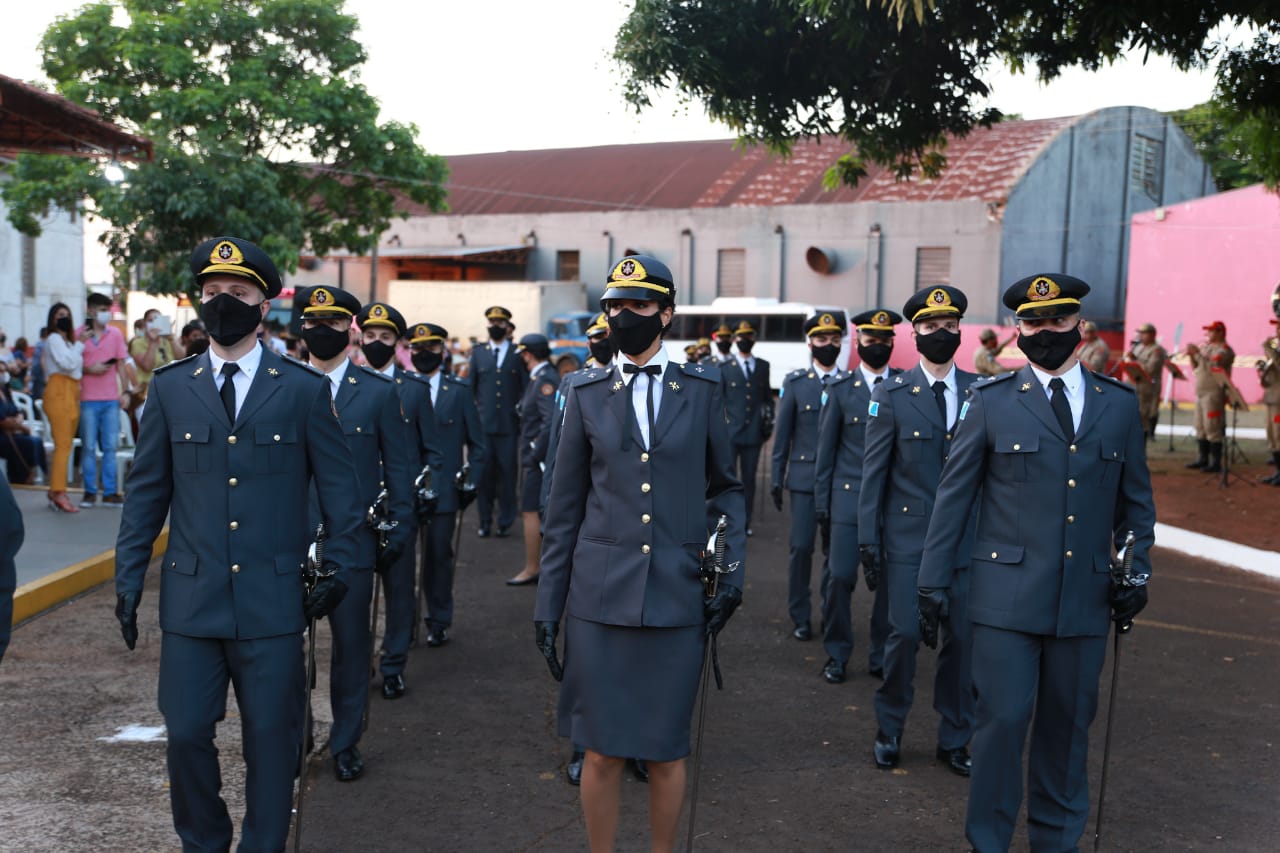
left=1121, top=322, right=1166, bottom=439
left=1256, top=319, right=1280, bottom=484
left=356, top=301, right=441, bottom=698
left=770, top=311, right=845, bottom=645
left=506, top=333, right=560, bottom=586
left=535, top=254, right=746, bottom=852
left=859, top=286, right=978, bottom=774
left=722, top=321, right=772, bottom=535
left=1184, top=320, right=1236, bottom=473
left=695, top=337, right=713, bottom=363
left=114, top=237, right=366, bottom=851
left=711, top=324, right=734, bottom=362
left=470, top=306, right=526, bottom=537
left=917, top=273, right=1155, bottom=853
left=298, top=284, right=415, bottom=782
left=1076, top=321, right=1111, bottom=373
left=0, top=478, right=20, bottom=666
left=406, top=322, right=488, bottom=645
left=814, top=309, right=902, bottom=675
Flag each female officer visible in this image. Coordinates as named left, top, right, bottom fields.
left=534, top=255, right=746, bottom=852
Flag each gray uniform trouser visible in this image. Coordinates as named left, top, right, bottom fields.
left=786, top=490, right=828, bottom=628
left=478, top=432, right=517, bottom=530
left=732, top=442, right=763, bottom=529
left=821, top=519, right=890, bottom=669
left=327, top=567, right=375, bottom=755
left=378, top=525, right=418, bottom=677
left=421, top=510, right=459, bottom=629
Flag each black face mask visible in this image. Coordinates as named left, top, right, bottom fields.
left=186, top=337, right=210, bottom=356
left=487, top=325, right=507, bottom=342
left=607, top=309, right=665, bottom=356
left=1018, top=326, right=1082, bottom=371
left=715, top=340, right=732, bottom=355
left=199, top=294, right=262, bottom=347
left=811, top=344, right=841, bottom=368
left=411, top=349, right=443, bottom=374
left=588, top=339, right=613, bottom=365
left=736, top=339, right=754, bottom=354
left=55, top=316, right=73, bottom=334
left=915, top=328, right=961, bottom=365
left=302, top=325, right=349, bottom=361
left=361, top=340, right=396, bottom=370
left=857, top=341, right=892, bottom=369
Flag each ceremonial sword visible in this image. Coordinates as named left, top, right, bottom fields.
left=293, top=522, right=330, bottom=853
left=365, top=487, right=398, bottom=731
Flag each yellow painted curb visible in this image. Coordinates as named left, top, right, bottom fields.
left=11, top=528, right=169, bottom=624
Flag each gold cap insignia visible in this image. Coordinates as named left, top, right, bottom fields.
left=611, top=258, right=647, bottom=282
left=371, top=305, right=386, bottom=319
left=873, top=311, right=890, bottom=326
left=929, top=288, right=952, bottom=307
left=821, top=313, right=835, bottom=327
left=211, top=240, right=243, bottom=266
left=1028, top=276, right=1060, bottom=302
left=312, top=288, right=331, bottom=306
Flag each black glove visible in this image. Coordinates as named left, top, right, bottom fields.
left=535, top=621, right=563, bottom=681
left=704, top=585, right=743, bottom=637
left=116, top=591, right=141, bottom=650
left=859, top=544, right=883, bottom=592
left=376, top=541, right=404, bottom=573
left=303, top=575, right=348, bottom=621
left=1110, top=583, right=1148, bottom=634
left=771, top=485, right=784, bottom=512
left=918, top=587, right=949, bottom=649
left=457, top=484, right=477, bottom=512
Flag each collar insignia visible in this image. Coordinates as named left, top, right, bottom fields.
left=192, top=366, right=204, bottom=377
left=911, top=385, right=921, bottom=394
left=347, top=375, right=357, bottom=384
left=1020, top=382, right=1032, bottom=392
left=669, top=381, right=680, bottom=391
left=267, top=367, right=280, bottom=377
left=894, top=376, right=904, bottom=384
left=612, top=381, right=623, bottom=392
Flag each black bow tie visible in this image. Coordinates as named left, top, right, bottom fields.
left=622, top=363, right=661, bottom=376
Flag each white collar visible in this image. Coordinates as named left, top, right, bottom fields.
left=319, top=357, right=352, bottom=387
left=813, top=363, right=840, bottom=379
left=919, top=361, right=958, bottom=392
left=209, top=340, right=264, bottom=380
left=858, top=362, right=889, bottom=385
left=375, top=359, right=396, bottom=378
left=617, top=347, right=670, bottom=387
left=528, top=360, right=549, bottom=380
left=1029, top=361, right=1085, bottom=395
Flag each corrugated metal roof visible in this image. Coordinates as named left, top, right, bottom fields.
left=404, top=117, right=1079, bottom=217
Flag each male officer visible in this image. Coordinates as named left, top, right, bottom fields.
left=114, top=237, right=366, bottom=851
left=722, top=321, right=772, bottom=535
left=859, top=286, right=978, bottom=774
left=507, top=333, right=560, bottom=586
left=299, top=285, right=414, bottom=781
left=770, top=311, right=845, bottom=643
left=470, top=306, right=525, bottom=537
left=1120, top=322, right=1167, bottom=439
left=1184, top=320, right=1236, bottom=472
left=918, top=273, right=1155, bottom=852
left=406, top=322, right=487, bottom=645
left=711, top=324, right=734, bottom=362
left=814, top=309, right=901, bottom=672
left=357, top=301, right=441, bottom=698
left=695, top=337, right=714, bottom=363
left=1076, top=321, right=1111, bottom=373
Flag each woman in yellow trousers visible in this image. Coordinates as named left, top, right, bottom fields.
left=42, top=302, right=84, bottom=513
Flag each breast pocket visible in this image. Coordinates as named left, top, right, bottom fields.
left=1098, top=443, right=1125, bottom=489
left=171, top=424, right=210, bottom=473
left=254, top=423, right=298, bottom=473
left=992, top=433, right=1038, bottom=482
left=898, top=423, right=933, bottom=463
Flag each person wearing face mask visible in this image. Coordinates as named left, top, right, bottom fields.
left=405, top=322, right=487, bottom=649
left=0, top=361, right=48, bottom=484
left=721, top=321, right=773, bottom=536
left=917, top=273, right=1155, bottom=853
left=469, top=305, right=525, bottom=538
left=711, top=324, right=734, bottom=362
left=357, top=301, right=443, bottom=697
left=41, top=301, right=84, bottom=513
left=535, top=255, right=746, bottom=852
left=114, top=237, right=367, bottom=852
left=858, top=285, right=979, bottom=775
left=77, top=292, right=129, bottom=507
left=506, top=333, right=560, bottom=586
left=297, top=285, right=414, bottom=782
left=769, top=311, right=847, bottom=649
left=814, top=309, right=902, bottom=676
left=694, top=337, right=713, bottom=364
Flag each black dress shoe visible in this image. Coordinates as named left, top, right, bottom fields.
left=792, top=622, right=812, bottom=641
left=334, top=746, right=364, bottom=782
left=868, top=666, right=884, bottom=680
left=822, top=657, right=846, bottom=684
left=496, top=525, right=512, bottom=538
left=477, top=527, right=491, bottom=538
left=936, top=745, right=972, bottom=777
left=381, top=673, right=406, bottom=700
left=505, top=573, right=539, bottom=586
left=566, top=750, right=585, bottom=786
left=627, top=757, right=649, bottom=783
left=425, top=626, right=450, bottom=647
left=873, top=731, right=901, bottom=769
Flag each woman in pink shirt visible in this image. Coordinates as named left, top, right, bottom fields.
left=78, top=294, right=128, bottom=507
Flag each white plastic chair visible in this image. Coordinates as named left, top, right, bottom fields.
left=10, top=390, right=41, bottom=438
left=116, top=406, right=136, bottom=478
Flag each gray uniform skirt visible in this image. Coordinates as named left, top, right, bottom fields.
left=558, top=615, right=706, bottom=762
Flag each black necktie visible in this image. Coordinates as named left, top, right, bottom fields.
left=932, top=380, right=948, bottom=427
left=220, top=362, right=240, bottom=423
left=1049, top=377, right=1074, bottom=441
left=623, top=363, right=661, bottom=445
left=744, top=359, right=752, bottom=378
left=873, top=375, right=884, bottom=385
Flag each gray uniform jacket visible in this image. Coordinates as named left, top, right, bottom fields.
left=722, top=356, right=772, bottom=446
left=814, top=368, right=903, bottom=519
left=918, top=366, right=1156, bottom=638
left=771, top=367, right=839, bottom=493
left=389, top=365, right=443, bottom=474
left=115, top=346, right=366, bottom=639
left=518, top=362, right=560, bottom=468
left=469, top=342, right=527, bottom=435
left=858, top=364, right=979, bottom=564
left=427, top=372, right=488, bottom=514
left=535, top=361, right=746, bottom=627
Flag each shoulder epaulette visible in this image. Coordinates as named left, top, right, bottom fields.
left=1090, top=371, right=1136, bottom=392
left=397, top=369, right=431, bottom=386
left=971, top=371, right=1016, bottom=390
left=681, top=361, right=721, bottom=382
left=884, top=377, right=913, bottom=392
left=828, top=372, right=855, bottom=387
left=154, top=353, right=198, bottom=374
left=359, top=365, right=394, bottom=382
left=787, top=367, right=808, bottom=378
left=443, top=372, right=470, bottom=387
left=570, top=366, right=614, bottom=388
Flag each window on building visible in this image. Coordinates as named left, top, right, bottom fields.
left=915, top=247, right=951, bottom=289
left=556, top=250, right=580, bottom=281
left=717, top=248, right=746, bottom=297
left=21, top=235, right=36, bottom=299
left=1130, top=134, right=1163, bottom=200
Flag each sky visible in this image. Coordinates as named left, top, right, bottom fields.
left=3, top=0, right=1229, bottom=279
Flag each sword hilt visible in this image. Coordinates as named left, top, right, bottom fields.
left=1112, top=530, right=1147, bottom=589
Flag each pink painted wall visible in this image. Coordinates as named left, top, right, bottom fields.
left=1126, top=184, right=1280, bottom=405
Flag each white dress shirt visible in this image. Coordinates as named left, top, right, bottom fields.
left=209, top=341, right=265, bottom=419
left=315, top=357, right=351, bottom=401
left=618, top=347, right=669, bottom=449
left=920, top=361, right=959, bottom=428
left=1029, top=361, right=1085, bottom=431
left=491, top=339, right=510, bottom=365
left=858, top=362, right=889, bottom=387
left=734, top=352, right=756, bottom=377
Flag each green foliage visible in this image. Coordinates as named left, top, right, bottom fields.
left=1169, top=100, right=1270, bottom=190
left=2, top=0, right=447, bottom=293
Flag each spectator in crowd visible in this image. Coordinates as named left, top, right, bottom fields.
left=180, top=320, right=209, bottom=357
left=28, top=328, right=48, bottom=399
left=8, top=337, right=31, bottom=390
left=129, top=308, right=182, bottom=393
left=42, top=302, right=84, bottom=513
left=0, top=360, right=48, bottom=483
left=0, top=331, right=12, bottom=366
left=78, top=293, right=129, bottom=507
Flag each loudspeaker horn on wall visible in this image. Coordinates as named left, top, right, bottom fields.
left=806, top=246, right=837, bottom=274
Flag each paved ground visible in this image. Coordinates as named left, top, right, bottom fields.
left=2, top=494, right=1278, bottom=852
left=10, top=484, right=129, bottom=586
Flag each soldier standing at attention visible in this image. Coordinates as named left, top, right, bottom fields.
left=917, top=273, right=1154, bottom=853
left=535, top=254, right=745, bottom=853
left=722, top=321, right=772, bottom=535
left=770, top=311, right=846, bottom=647
left=1256, top=321, right=1280, bottom=484
left=813, top=310, right=901, bottom=674
left=1076, top=321, right=1111, bottom=373
left=506, top=333, right=560, bottom=586
left=1121, top=322, right=1166, bottom=440
left=114, top=237, right=366, bottom=851
left=1184, top=320, right=1236, bottom=473
left=299, top=285, right=415, bottom=782
left=470, top=306, right=526, bottom=537
left=859, top=286, right=978, bottom=775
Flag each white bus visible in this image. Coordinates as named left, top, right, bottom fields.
left=663, top=298, right=852, bottom=388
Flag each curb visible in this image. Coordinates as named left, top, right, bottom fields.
left=1156, top=523, right=1280, bottom=580
left=11, top=528, right=169, bottom=624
